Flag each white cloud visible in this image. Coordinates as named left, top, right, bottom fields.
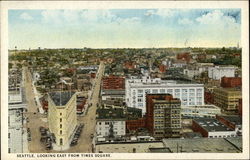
left=196, top=10, right=237, bottom=26
left=41, top=10, right=63, bottom=24
left=20, top=12, right=33, bottom=21
left=178, top=18, right=193, bottom=25
left=63, top=10, right=81, bottom=23
left=155, top=9, right=176, bottom=18
left=80, top=10, right=117, bottom=23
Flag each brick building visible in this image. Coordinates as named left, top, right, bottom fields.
left=146, top=94, right=181, bottom=139
left=238, top=99, right=242, bottom=116
left=176, top=52, right=191, bottom=62
left=159, top=64, right=167, bottom=73
left=124, top=61, right=136, bottom=70
left=216, top=115, right=242, bottom=135
left=204, top=91, right=214, bottom=104
left=221, top=77, right=242, bottom=88
left=102, top=75, right=125, bottom=90
left=126, top=118, right=146, bottom=131
left=192, top=118, right=237, bottom=138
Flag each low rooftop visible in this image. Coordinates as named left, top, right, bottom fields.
left=163, top=137, right=242, bottom=153
left=220, top=115, right=242, bottom=125
left=193, top=118, right=234, bottom=132
left=96, top=108, right=126, bottom=120
left=96, top=142, right=164, bottom=153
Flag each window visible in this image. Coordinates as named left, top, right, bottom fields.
left=60, top=113, right=62, bottom=116
left=145, top=89, right=150, bottom=93
left=60, top=124, right=62, bottom=128
left=138, top=89, right=143, bottom=93
left=60, top=130, right=62, bottom=135
left=138, top=98, right=142, bottom=102
left=138, top=103, right=143, bottom=107
left=99, top=122, right=101, bottom=125
left=60, top=138, right=63, bottom=145
left=8, top=148, right=11, bottom=153
left=152, top=89, right=158, bottom=93
left=138, top=94, right=143, bottom=97
left=105, top=122, right=109, bottom=125
left=60, top=118, right=62, bottom=122
left=160, top=89, right=165, bottom=93
left=8, top=133, right=10, bottom=138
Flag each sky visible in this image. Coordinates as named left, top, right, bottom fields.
left=8, top=9, right=241, bottom=49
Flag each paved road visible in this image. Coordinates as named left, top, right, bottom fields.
left=23, top=67, right=49, bottom=153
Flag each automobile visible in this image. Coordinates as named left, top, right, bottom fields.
left=40, top=137, right=46, bottom=143
left=45, top=145, right=52, bottom=150
left=27, top=128, right=30, bottom=132
left=28, top=137, right=31, bottom=141
left=90, top=134, right=94, bottom=139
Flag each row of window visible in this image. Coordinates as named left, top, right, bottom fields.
left=98, top=121, right=124, bottom=125
left=134, top=89, right=203, bottom=94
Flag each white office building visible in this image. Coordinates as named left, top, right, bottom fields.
left=208, top=66, right=236, bottom=80
left=96, top=120, right=126, bottom=138
left=125, top=76, right=204, bottom=114
left=181, top=105, right=221, bottom=118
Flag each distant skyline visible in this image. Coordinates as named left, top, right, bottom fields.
left=9, top=9, right=241, bottom=49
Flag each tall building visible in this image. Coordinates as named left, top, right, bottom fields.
left=48, top=91, right=77, bottom=150
left=208, top=66, right=237, bottom=80
left=125, top=76, right=204, bottom=114
left=8, top=68, right=27, bottom=153
left=213, top=88, right=242, bottom=112
left=146, top=94, right=181, bottom=139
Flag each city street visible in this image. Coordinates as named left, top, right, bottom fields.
left=65, top=61, right=105, bottom=153
left=23, top=67, right=49, bottom=153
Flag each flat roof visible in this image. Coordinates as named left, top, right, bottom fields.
left=49, top=91, right=75, bottom=106
left=193, top=118, right=234, bottom=132
left=163, top=137, right=242, bottom=153
left=96, top=142, right=164, bottom=153
left=220, top=115, right=242, bottom=125
left=96, top=108, right=126, bottom=120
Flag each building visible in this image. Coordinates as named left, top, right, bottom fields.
left=216, top=115, right=242, bottom=136
left=126, top=118, right=146, bottom=131
left=221, top=77, right=242, bottom=88
left=208, top=66, right=237, bottom=80
left=163, top=137, right=242, bottom=153
left=145, top=94, right=181, bottom=139
left=192, top=118, right=237, bottom=138
left=213, top=88, right=242, bottom=112
left=48, top=91, right=77, bottom=150
left=101, top=89, right=125, bottom=102
left=96, top=108, right=126, bottom=138
left=125, top=76, right=204, bottom=114
left=8, top=68, right=28, bottom=153
left=204, top=91, right=214, bottom=104
left=176, top=52, right=191, bottom=62
left=181, top=105, right=221, bottom=118
left=102, top=75, right=125, bottom=90
left=159, top=64, right=167, bottom=73
left=183, top=68, right=200, bottom=78
left=238, top=99, right=242, bottom=116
